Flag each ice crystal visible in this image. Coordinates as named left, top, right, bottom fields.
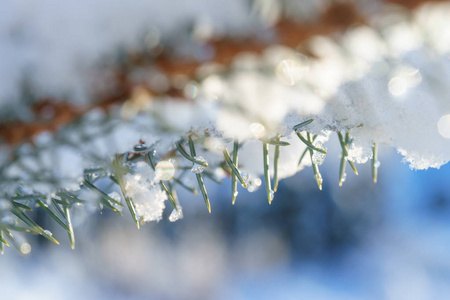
left=168, top=206, right=183, bottom=222
left=241, top=172, right=250, bottom=187
left=312, top=141, right=326, bottom=165
left=191, top=156, right=207, bottom=174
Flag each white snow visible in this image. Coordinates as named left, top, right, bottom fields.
left=123, top=162, right=166, bottom=223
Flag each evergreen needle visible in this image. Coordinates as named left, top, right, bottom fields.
left=51, top=199, right=68, bottom=222
left=83, top=180, right=123, bottom=215
left=202, top=171, right=223, bottom=184
left=124, top=197, right=140, bottom=228
left=337, top=132, right=358, bottom=181
left=188, top=137, right=211, bottom=213
left=337, top=132, right=349, bottom=157
left=273, top=140, right=280, bottom=192
left=64, top=206, right=75, bottom=250
left=293, top=119, right=314, bottom=131
left=372, top=143, right=378, bottom=183
left=0, top=230, right=9, bottom=251
left=231, top=140, right=239, bottom=205
left=36, top=200, right=71, bottom=233
left=172, top=177, right=198, bottom=194
left=160, top=182, right=178, bottom=212
left=345, top=132, right=358, bottom=175
left=261, top=138, right=290, bottom=146
left=176, top=141, right=208, bottom=167
left=297, top=132, right=327, bottom=154
left=298, top=135, right=318, bottom=166
left=145, top=152, right=178, bottom=212
left=12, top=201, right=33, bottom=211
left=6, top=225, right=30, bottom=233
left=339, top=152, right=346, bottom=186
left=263, top=142, right=274, bottom=204
left=11, top=206, right=59, bottom=245
left=112, top=157, right=139, bottom=228
left=223, top=147, right=247, bottom=188
left=307, top=133, right=323, bottom=190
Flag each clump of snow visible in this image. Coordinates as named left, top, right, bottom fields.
left=123, top=162, right=166, bottom=222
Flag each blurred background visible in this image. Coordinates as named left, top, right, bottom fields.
left=1, top=0, right=450, bottom=299
left=2, top=146, right=450, bottom=300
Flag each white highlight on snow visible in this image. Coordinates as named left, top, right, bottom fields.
left=388, top=66, right=422, bottom=97
left=437, top=115, right=450, bottom=139
left=275, top=59, right=308, bottom=86
left=249, top=123, right=266, bottom=139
